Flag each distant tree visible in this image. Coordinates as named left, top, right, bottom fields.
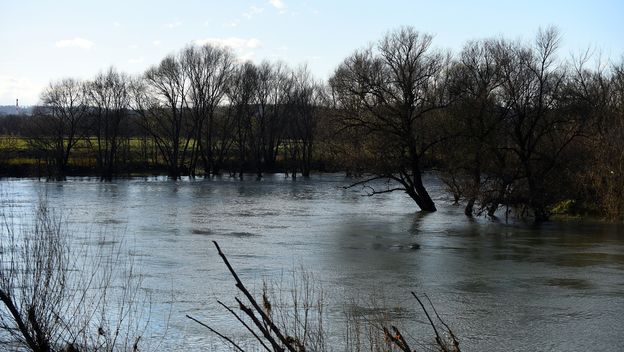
left=26, top=78, right=89, bottom=179
left=133, top=55, right=191, bottom=179
left=227, top=61, right=259, bottom=179
left=284, top=66, right=325, bottom=178
left=251, top=61, right=292, bottom=176
left=330, top=27, right=449, bottom=211
left=86, top=67, right=131, bottom=180
left=180, top=44, right=235, bottom=176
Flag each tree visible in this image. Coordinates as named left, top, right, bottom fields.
left=285, top=66, right=325, bottom=178
left=86, top=67, right=131, bottom=180
left=227, top=61, right=259, bottom=179
left=330, top=27, right=449, bottom=211
left=134, top=55, right=191, bottom=179
left=442, top=39, right=503, bottom=216
left=493, top=27, right=583, bottom=221
left=27, top=79, right=89, bottom=180
left=577, top=56, right=624, bottom=219
left=252, top=61, right=292, bottom=176
left=180, top=44, right=235, bottom=176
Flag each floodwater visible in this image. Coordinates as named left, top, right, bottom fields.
left=1, top=174, right=624, bottom=351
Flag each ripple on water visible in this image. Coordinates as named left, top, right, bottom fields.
left=222, top=231, right=258, bottom=238
left=545, top=278, right=594, bottom=290
left=191, top=229, right=215, bottom=236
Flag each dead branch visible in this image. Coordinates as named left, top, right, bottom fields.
left=212, top=240, right=298, bottom=352
left=186, top=314, right=245, bottom=352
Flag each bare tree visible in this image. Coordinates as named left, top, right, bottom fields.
left=227, top=62, right=259, bottom=179
left=493, top=27, right=582, bottom=221
left=576, top=56, right=624, bottom=220
left=86, top=67, right=131, bottom=180
left=181, top=44, right=235, bottom=176
left=27, top=79, right=89, bottom=180
left=284, top=66, right=325, bottom=178
left=330, top=27, right=449, bottom=211
left=250, top=61, right=293, bottom=176
left=135, top=55, right=191, bottom=179
left=443, top=39, right=503, bottom=216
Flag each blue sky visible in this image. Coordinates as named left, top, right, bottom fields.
left=1, top=0, right=623, bottom=105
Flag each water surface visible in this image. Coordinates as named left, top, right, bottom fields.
left=2, top=174, right=623, bottom=351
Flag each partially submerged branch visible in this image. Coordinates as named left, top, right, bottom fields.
left=191, top=241, right=461, bottom=352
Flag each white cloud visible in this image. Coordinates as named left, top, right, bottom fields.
left=113, top=22, right=121, bottom=27
left=164, top=20, right=182, bottom=29
left=128, top=57, right=144, bottom=64
left=129, top=44, right=139, bottom=49
left=269, top=0, right=285, bottom=9
left=243, top=6, right=264, bottom=19
left=194, top=37, right=262, bottom=50
left=55, top=38, right=94, bottom=50
left=152, top=40, right=161, bottom=46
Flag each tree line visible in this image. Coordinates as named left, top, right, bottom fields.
left=1, top=26, right=623, bottom=221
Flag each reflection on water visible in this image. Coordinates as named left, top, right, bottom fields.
left=1, top=174, right=624, bottom=351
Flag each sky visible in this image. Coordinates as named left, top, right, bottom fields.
left=1, top=0, right=623, bottom=106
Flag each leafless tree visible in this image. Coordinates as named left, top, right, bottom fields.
left=330, top=26, right=449, bottom=211
left=86, top=67, right=132, bottom=180
left=443, top=39, right=504, bottom=215
left=492, top=26, right=582, bottom=221
left=250, top=61, right=292, bottom=177
left=26, top=79, right=89, bottom=180
left=134, top=55, right=191, bottom=179
left=227, top=62, right=259, bottom=179
left=284, top=66, right=325, bottom=178
left=180, top=44, right=235, bottom=176
left=575, top=55, right=624, bottom=220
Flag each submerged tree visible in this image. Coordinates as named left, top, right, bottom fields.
left=492, top=27, right=584, bottom=221
left=330, top=26, right=449, bottom=211
left=442, top=39, right=503, bottom=216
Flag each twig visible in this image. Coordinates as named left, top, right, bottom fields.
left=213, top=241, right=296, bottom=352
left=186, top=314, right=245, bottom=352
left=383, top=325, right=412, bottom=352
left=411, top=292, right=444, bottom=349
left=423, top=293, right=460, bottom=351
left=217, top=300, right=272, bottom=352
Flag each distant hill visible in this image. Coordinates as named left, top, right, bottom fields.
left=0, top=105, right=33, bottom=116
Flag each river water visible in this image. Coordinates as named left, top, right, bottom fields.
left=1, top=174, right=623, bottom=351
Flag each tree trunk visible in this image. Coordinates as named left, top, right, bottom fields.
left=465, top=198, right=476, bottom=216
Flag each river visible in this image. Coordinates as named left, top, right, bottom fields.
left=1, top=174, right=623, bottom=351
